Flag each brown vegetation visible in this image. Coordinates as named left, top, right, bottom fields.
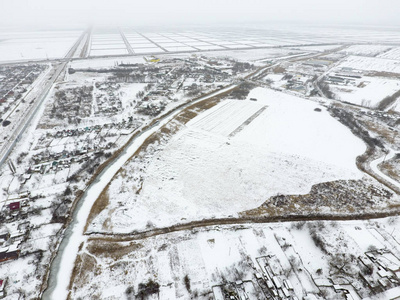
left=87, top=240, right=142, bottom=259
left=241, top=179, right=395, bottom=218
left=84, top=189, right=110, bottom=232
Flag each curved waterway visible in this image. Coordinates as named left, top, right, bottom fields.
left=42, top=86, right=236, bottom=299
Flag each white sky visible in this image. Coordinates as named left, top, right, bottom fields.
left=0, top=0, right=399, bottom=29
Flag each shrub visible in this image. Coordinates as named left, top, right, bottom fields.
left=184, top=275, right=191, bottom=292
left=137, top=280, right=160, bottom=299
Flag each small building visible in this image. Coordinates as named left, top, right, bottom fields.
left=9, top=202, right=20, bottom=211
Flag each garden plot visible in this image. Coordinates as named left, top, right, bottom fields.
left=72, top=218, right=400, bottom=300
left=90, top=88, right=365, bottom=233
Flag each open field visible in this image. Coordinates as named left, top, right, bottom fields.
left=339, top=45, right=393, bottom=57
left=87, top=87, right=367, bottom=234
left=0, top=30, right=82, bottom=62
left=378, top=47, right=400, bottom=60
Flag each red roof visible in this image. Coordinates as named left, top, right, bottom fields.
left=9, top=202, right=20, bottom=210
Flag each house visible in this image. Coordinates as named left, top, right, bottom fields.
left=9, top=202, right=20, bottom=211
left=0, top=244, right=20, bottom=262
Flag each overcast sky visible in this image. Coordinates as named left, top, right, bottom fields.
left=1, top=0, right=399, bottom=29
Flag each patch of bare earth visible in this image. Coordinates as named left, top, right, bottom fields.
left=241, top=179, right=399, bottom=218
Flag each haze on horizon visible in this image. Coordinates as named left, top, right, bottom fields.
left=1, top=0, right=399, bottom=30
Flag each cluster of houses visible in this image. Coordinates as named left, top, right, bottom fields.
left=0, top=192, right=32, bottom=298
left=50, top=85, right=93, bottom=124
left=131, top=57, right=233, bottom=116
left=94, top=82, right=123, bottom=116
left=213, top=254, right=296, bottom=300
left=255, top=255, right=295, bottom=300
left=0, top=64, right=46, bottom=115
left=358, top=249, right=400, bottom=293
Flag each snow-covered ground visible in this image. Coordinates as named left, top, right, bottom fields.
left=71, top=216, right=400, bottom=300
left=337, top=56, right=400, bottom=74
left=331, top=76, right=400, bottom=107
left=0, top=30, right=82, bottom=62
left=378, top=47, right=400, bottom=60
left=339, top=45, right=393, bottom=57
left=91, top=87, right=366, bottom=233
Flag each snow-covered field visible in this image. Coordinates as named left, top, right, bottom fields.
left=378, top=47, right=400, bottom=60
left=90, top=48, right=129, bottom=56
left=331, top=76, right=400, bottom=107
left=339, top=45, right=393, bottom=57
left=290, top=44, right=342, bottom=52
left=90, top=88, right=366, bottom=233
left=337, top=55, right=400, bottom=74
left=199, top=48, right=305, bottom=63
left=0, top=30, right=81, bottom=62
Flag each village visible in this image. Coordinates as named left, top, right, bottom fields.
left=0, top=54, right=255, bottom=299
left=0, top=38, right=399, bottom=299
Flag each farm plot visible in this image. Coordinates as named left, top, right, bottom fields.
left=339, top=45, right=393, bottom=57
left=89, top=33, right=128, bottom=56
left=71, top=218, right=400, bottom=300
left=379, top=47, right=400, bottom=60
left=89, top=88, right=365, bottom=234
left=131, top=47, right=164, bottom=54
left=187, top=100, right=266, bottom=136
left=0, top=30, right=81, bottom=62
left=337, top=56, right=400, bottom=74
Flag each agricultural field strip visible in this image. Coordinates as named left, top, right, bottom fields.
left=118, top=28, right=134, bottom=55
left=378, top=47, right=400, bottom=60
left=157, top=33, right=201, bottom=51
left=188, top=100, right=265, bottom=136
left=134, top=32, right=168, bottom=52
left=171, top=32, right=230, bottom=50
